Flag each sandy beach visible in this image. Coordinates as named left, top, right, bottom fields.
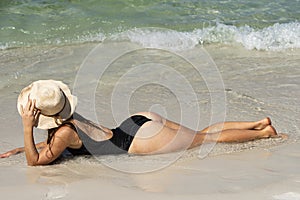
left=0, top=41, right=299, bottom=199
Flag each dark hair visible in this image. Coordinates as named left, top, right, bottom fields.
left=47, top=127, right=58, bottom=145
left=47, top=115, right=75, bottom=145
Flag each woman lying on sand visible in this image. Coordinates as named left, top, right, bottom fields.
left=0, top=80, right=286, bottom=166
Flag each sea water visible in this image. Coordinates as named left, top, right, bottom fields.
left=0, top=0, right=299, bottom=50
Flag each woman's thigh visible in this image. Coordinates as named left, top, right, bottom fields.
left=128, top=121, right=200, bottom=154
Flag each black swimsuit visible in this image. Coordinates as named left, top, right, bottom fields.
left=66, top=115, right=151, bottom=156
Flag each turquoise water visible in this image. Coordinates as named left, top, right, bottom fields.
left=0, top=0, right=300, bottom=50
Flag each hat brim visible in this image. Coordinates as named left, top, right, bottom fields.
left=17, top=80, right=77, bottom=130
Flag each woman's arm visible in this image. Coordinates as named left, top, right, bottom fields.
left=24, top=127, right=72, bottom=166
left=0, top=141, right=46, bottom=158
left=20, top=99, right=74, bottom=166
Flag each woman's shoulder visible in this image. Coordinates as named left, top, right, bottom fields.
left=54, top=122, right=77, bottom=138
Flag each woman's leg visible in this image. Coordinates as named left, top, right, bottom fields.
left=203, top=125, right=278, bottom=143
left=163, top=118, right=271, bottom=133
left=200, top=118, right=271, bottom=133
left=133, top=112, right=271, bottom=133
left=128, top=120, right=278, bottom=155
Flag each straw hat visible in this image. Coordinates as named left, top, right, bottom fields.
left=17, top=80, right=77, bottom=129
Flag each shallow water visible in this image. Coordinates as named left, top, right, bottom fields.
left=0, top=0, right=299, bottom=50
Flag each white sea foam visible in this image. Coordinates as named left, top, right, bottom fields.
left=115, top=28, right=198, bottom=51
left=235, top=22, right=300, bottom=51
left=1, top=22, right=299, bottom=51
left=0, top=43, right=9, bottom=50
left=112, top=22, right=300, bottom=51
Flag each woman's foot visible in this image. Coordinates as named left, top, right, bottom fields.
left=261, top=125, right=288, bottom=139
left=262, top=125, right=277, bottom=138
left=255, top=117, right=271, bottom=130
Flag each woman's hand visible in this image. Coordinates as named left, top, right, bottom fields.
left=20, top=98, right=40, bottom=129
left=0, top=148, right=20, bottom=158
